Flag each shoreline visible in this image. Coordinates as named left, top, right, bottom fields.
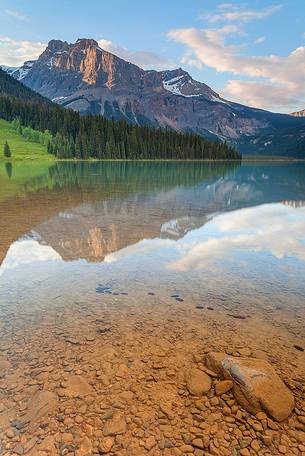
left=1, top=157, right=305, bottom=163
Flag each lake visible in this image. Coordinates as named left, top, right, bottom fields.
left=0, top=161, right=304, bottom=454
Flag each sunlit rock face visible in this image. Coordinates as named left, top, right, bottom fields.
left=9, top=38, right=305, bottom=155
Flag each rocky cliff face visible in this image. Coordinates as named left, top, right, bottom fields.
left=7, top=38, right=305, bottom=155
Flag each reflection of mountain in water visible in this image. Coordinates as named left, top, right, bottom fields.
left=0, top=162, right=239, bottom=265
left=31, top=180, right=244, bottom=262
left=161, top=216, right=212, bottom=239
left=282, top=200, right=305, bottom=208
left=34, top=163, right=305, bottom=263
left=1, top=162, right=305, bottom=265
left=34, top=192, right=215, bottom=262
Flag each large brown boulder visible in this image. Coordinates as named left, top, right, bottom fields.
left=205, top=352, right=294, bottom=422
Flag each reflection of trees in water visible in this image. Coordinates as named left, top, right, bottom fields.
left=37, top=161, right=241, bottom=197
left=282, top=200, right=305, bottom=208
left=6, top=162, right=240, bottom=199
left=5, top=162, right=12, bottom=179
left=23, top=162, right=305, bottom=204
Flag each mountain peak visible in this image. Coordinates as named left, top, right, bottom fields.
left=161, top=67, right=218, bottom=100
left=45, top=38, right=101, bottom=55
left=76, top=38, right=99, bottom=47
left=47, top=39, right=68, bottom=52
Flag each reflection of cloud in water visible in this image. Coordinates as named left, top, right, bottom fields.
left=0, top=239, right=61, bottom=275
left=5, top=203, right=304, bottom=277
left=169, top=204, right=305, bottom=271
left=102, top=203, right=305, bottom=273
left=104, top=238, right=172, bottom=263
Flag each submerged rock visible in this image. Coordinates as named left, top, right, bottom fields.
left=0, top=356, right=11, bottom=370
left=206, top=352, right=294, bottom=421
left=99, top=437, right=114, bottom=453
left=103, top=412, right=127, bottom=436
left=63, top=375, right=94, bottom=398
left=186, top=367, right=212, bottom=396
left=22, top=391, right=58, bottom=426
left=75, top=436, right=92, bottom=456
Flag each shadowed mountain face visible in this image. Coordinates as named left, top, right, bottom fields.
left=7, top=39, right=305, bottom=156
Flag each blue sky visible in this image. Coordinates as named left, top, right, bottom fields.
left=0, top=0, right=305, bottom=113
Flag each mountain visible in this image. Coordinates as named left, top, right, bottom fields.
left=0, top=67, right=239, bottom=160
left=5, top=38, right=305, bottom=157
left=291, top=109, right=305, bottom=117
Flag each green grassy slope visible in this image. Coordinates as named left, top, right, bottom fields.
left=0, top=119, right=54, bottom=160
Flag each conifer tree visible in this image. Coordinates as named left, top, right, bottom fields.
left=3, top=140, right=11, bottom=158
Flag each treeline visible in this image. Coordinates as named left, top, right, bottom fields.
left=0, top=69, right=241, bottom=160
left=11, top=119, right=52, bottom=146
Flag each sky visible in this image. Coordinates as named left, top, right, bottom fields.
left=0, top=0, right=305, bottom=113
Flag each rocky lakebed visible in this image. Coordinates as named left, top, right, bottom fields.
left=0, top=287, right=304, bottom=456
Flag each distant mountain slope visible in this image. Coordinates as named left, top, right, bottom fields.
left=5, top=38, right=305, bottom=157
left=0, top=67, right=49, bottom=103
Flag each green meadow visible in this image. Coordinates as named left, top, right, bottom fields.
left=0, top=119, right=54, bottom=161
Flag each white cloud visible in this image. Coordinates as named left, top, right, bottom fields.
left=217, top=4, right=239, bottom=12
left=204, top=24, right=242, bottom=46
left=168, top=26, right=305, bottom=111
left=207, top=4, right=283, bottom=24
left=255, top=36, right=266, bottom=44
left=0, top=36, right=45, bottom=66
left=181, top=53, right=203, bottom=69
left=5, top=9, right=29, bottom=22
left=221, top=80, right=300, bottom=111
left=98, top=39, right=176, bottom=70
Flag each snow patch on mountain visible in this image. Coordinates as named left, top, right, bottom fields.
left=52, top=96, right=69, bottom=103
left=162, top=75, right=201, bottom=98
left=3, top=60, right=36, bottom=80
left=0, top=65, right=19, bottom=75
left=47, top=57, right=55, bottom=69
